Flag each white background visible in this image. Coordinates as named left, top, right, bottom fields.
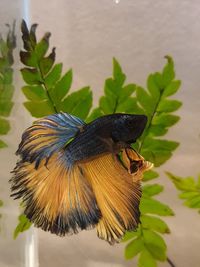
left=0, top=0, right=200, bottom=266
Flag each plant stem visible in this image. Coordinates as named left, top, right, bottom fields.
left=138, top=90, right=162, bottom=153
left=137, top=85, right=177, bottom=267
left=113, top=98, right=119, bottom=113
left=40, top=77, right=58, bottom=113
left=167, top=257, right=176, bottom=267
left=36, top=63, right=58, bottom=113
left=29, top=34, right=58, bottom=113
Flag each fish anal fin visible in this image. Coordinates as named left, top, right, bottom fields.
left=80, top=152, right=142, bottom=244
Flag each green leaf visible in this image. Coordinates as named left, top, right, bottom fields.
left=185, top=195, right=200, bottom=208
left=22, top=85, right=47, bottom=101
left=148, top=125, right=168, bottom=137
left=140, top=197, right=174, bottom=216
left=142, top=170, right=159, bottom=182
left=61, top=87, right=92, bottom=120
left=141, top=149, right=173, bottom=167
left=143, top=138, right=179, bottom=151
left=29, top=23, right=37, bottom=47
left=0, top=101, right=13, bottom=116
left=35, top=32, right=51, bottom=60
left=119, top=83, right=136, bottom=102
left=0, top=139, right=7, bottom=148
left=90, top=57, right=130, bottom=116
left=113, top=57, right=126, bottom=88
left=152, top=113, right=180, bottom=127
left=162, top=56, right=175, bottom=87
left=166, top=172, right=196, bottom=191
left=39, top=47, right=56, bottom=76
left=104, top=78, right=117, bottom=97
left=13, top=214, right=32, bottom=239
left=197, top=174, right=200, bottom=188
left=24, top=100, right=54, bottom=118
left=21, top=19, right=32, bottom=51
left=0, top=38, right=8, bottom=57
left=0, top=199, right=3, bottom=207
left=3, top=68, right=13, bottom=84
left=136, top=86, right=155, bottom=115
left=0, top=85, right=14, bottom=100
left=168, top=172, right=200, bottom=213
left=121, top=230, right=139, bottom=242
left=179, top=192, right=200, bottom=200
left=125, top=238, right=144, bottom=259
left=86, top=107, right=104, bottom=122
left=0, top=118, right=10, bottom=134
left=141, top=215, right=170, bottom=234
left=138, top=249, right=157, bottom=267
left=99, top=95, right=115, bottom=114
left=162, top=80, right=181, bottom=97
left=21, top=68, right=41, bottom=85
left=45, top=63, right=62, bottom=89
left=20, top=51, right=37, bottom=67
left=51, top=69, right=72, bottom=102
left=147, top=74, right=160, bottom=102
left=157, top=99, right=182, bottom=113
left=142, top=184, right=164, bottom=197
left=116, top=97, right=139, bottom=113
left=143, top=229, right=167, bottom=261
left=141, top=138, right=179, bottom=167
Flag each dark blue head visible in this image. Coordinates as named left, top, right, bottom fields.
left=111, top=114, right=147, bottom=143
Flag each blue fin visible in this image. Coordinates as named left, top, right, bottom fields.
left=17, top=112, right=85, bottom=168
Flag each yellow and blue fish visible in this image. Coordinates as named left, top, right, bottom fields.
left=10, top=113, right=152, bottom=244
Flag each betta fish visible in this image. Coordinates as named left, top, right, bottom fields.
left=10, top=112, right=152, bottom=244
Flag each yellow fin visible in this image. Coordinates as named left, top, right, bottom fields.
left=121, top=148, right=153, bottom=181
left=10, top=152, right=101, bottom=235
left=80, top=152, right=142, bottom=244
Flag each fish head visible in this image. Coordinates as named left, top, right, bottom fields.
left=111, top=114, right=147, bottom=144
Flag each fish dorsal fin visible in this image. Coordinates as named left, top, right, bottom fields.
left=17, top=112, right=85, bottom=168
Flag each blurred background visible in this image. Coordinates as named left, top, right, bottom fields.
left=0, top=0, right=200, bottom=266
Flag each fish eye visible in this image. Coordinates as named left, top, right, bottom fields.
left=126, top=119, right=134, bottom=127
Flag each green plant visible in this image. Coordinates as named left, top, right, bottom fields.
left=20, top=20, right=92, bottom=119
left=14, top=21, right=182, bottom=267
left=89, top=56, right=182, bottom=267
left=0, top=199, right=3, bottom=232
left=167, top=172, right=200, bottom=213
left=14, top=20, right=93, bottom=238
left=0, top=22, right=16, bottom=148
left=0, top=22, right=16, bottom=228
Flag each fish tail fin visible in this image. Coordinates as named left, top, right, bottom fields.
left=10, top=152, right=101, bottom=235
left=80, top=150, right=147, bottom=244
left=16, top=112, right=85, bottom=168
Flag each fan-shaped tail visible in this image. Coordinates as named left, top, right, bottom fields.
left=10, top=151, right=101, bottom=235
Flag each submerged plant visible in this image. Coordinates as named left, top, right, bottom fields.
left=14, top=20, right=182, bottom=267
left=90, top=56, right=182, bottom=267
left=167, top=172, right=200, bottom=214
left=0, top=22, right=16, bottom=148
left=19, top=20, right=92, bottom=119
left=0, top=21, right=16, bottom=230
left=14, top=20, right=93, bottom=238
